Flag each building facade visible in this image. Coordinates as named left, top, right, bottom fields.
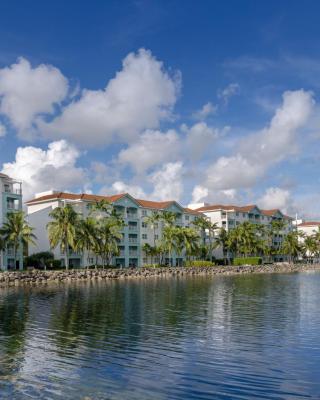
left=188, top=202, right=293, bottom=260
left=297, top=221, right=320, bottom=261
left=26, top=191, right=201, bottom=268
left=0, top=173, right=23, bottom=270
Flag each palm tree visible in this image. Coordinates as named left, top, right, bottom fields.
left=180, top=227, right=200, bottom=262
left=142, top=243, right=154, bottom=265
left=192, top=216, right=217, bottom=260
left=0, top=211, right=36, bottom=270
left=214, top=228, right=230, bottom=264
left=96, top=217, right=123, bottom=267
left=161, top=225, right=178, bottom=266
left=47, top=204, right=80, bottom=269
left=145, top=211, right=160, bottom=247
left=281, top=231, right=302, bottom=264
left=303, top=235, right=317, bottom=263
left=75, top=217, right=98, bottom=267
left=161, top=211, right=177, bottom=227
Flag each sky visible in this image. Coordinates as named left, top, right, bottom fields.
left=1, top=0, right=320, bottom=218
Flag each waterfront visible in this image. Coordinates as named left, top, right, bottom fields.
left=1, top=272, right=320, bottom=399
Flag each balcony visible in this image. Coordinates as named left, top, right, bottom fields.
left=128, top=238, right=138, bottom=244
left=128, top=225, right=138, bottom=232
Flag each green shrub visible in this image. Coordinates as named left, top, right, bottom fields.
left=233, top=257, right=262, bottom=266
left=185, top=260, right=215, bottom=267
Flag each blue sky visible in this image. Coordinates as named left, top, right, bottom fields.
left=1, top=0, right=320, bottom=218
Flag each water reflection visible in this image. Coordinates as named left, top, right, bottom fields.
left=0, top=273, right=320, bottom=399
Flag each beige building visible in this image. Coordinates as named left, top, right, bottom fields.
left=188, top=202, right=293, bottom=260
left=26, top=190, right=201, bottom=268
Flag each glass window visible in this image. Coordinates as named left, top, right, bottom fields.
left=142, top=234, right=147, bottom=239
left=142, top=210, right=147, bottom=216
left=142, top=222, right=147, bottom=228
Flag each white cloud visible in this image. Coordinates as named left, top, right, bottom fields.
left=0, top=57, right=68, bottom=139
left=107, top=181, right=146, bottom=198
left=150, top=162, right=184, bottom=201
left=196, top=90, right=314, bottom=200
left=257, top=187, right=291, bottom=211
left=218, top=83, right=240, bottom=105
left=118, top=129, right=179, bottom=173
left=191, top=185, right=208, bottom=203
left=182, top=122, right=220, bottom=161
left=1, top=140, right=87, bottom=200
left=40, top=49, right=180, bottom=146
left=0, top=122, right=6, bottom=137
left=192, top=102, right=217, bottom=120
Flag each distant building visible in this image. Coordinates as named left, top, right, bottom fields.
left=26, top=191, right=202, bottom=268
left=188, top=202, right=293, bottom=261
left=0, top=173, right=23, bottom=270
left=297, top=221, right=320, bottom=261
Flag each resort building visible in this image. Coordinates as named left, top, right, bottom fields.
left=26, top=191, right=201, bottom=268
left=188, top=202, right=294, bottom=260
left=0, top=173, right=23, bottom=270
left=297, top=221, right=320, bottom=261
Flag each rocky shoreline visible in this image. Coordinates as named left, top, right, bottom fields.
left=1, top=263, right=320, bottom=287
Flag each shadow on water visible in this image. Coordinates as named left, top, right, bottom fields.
left=0, top=272, right=320, bottom=399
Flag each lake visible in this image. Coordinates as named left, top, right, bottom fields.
left=1, top=272, right=320, bottom=399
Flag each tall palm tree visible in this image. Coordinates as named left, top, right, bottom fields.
left=75, top=217, right=98, bottom=267
left=0, top=211, right=36, bottom=270
left=161, top=211, right=177, bottom=227
left=214, top=227, right=230, bottom=264
left=47, top=204, right=80, bottom=269
left=180, top=227, right=200, bottom=262
left=192, top=216, right=217, bottom=260
left=145, top=211, right=160, bottom=247
left=161, top=225, right=178, bottom=266
left=303, top=235, right=317, bottom=263
left=96, top=217, right=123, bottom=267
left=281, top=231, right=302, bottom=264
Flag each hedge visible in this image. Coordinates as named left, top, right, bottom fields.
left=233, top=257, right=262, bottom=266
left=185, top=260, right=215, bottom=267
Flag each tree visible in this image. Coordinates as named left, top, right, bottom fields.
left=281, top=231, right=302, bottom=264
left=192, top=216, right=218, bottom=260
left=95, top=216, right=123, bottom=267
left=145, top=211, right=161, bottom=247
left=0, top=211, right=36, bottom=270
left=180, top=227, right=200, bottom=262
left=75, top=217, right=98, bottom=267
left=214, top=228, right=230, bottom=264
left=161, top=225, right=178, bottom=266
left=47, top=204, right=80, bottom=269
left=303, top=235, right=317, bottom=263
left=161, top=211, right=177, bottom=227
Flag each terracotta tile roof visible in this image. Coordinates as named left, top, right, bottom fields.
left=26, top=192, right=127, bottom=204
left=298, top=221, right=320, bottom=227
left=261, top=209, right=279, bottom=216
left=195, top=204, right=257, bottom=212
left=184, top=207, right=203, bottom=215
left=135, top=199, right=175, bottom=210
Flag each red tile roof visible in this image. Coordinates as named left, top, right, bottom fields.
left=184, top=207, right=202, bottom=215
left=298, top=221, right=320, bottom=227
left=26, top=192, right=127, bottom=204
left=195, top=204, right=257, bottom=212
left=135, top=199, right=175, bottom=209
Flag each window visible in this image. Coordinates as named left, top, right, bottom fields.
left=142, top=210, right=147, bottom=216
left=243, top=213, right=246, bottom=217
left=4, top=184, right=10, bottom=193
left=236, top=212, right=239, bottom=216
left=185, top=215, right=189, bottom=221
left=155, top=234, right=159, bottom=240
left=142, top=222, right=147, bottom=228
left=142, top=234, right=147, bottom=239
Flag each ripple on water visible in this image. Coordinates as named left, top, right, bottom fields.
left=1, top=273, right=320, bottom=399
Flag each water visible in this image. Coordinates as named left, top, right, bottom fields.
left=1, top=272, right=320, bottom=399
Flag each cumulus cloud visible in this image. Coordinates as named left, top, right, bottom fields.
left=0, top=122, right=6, bottom=137
left=192, top=102, right=217, bottom=120
left=182, top=122, right=221, bottom=161
left=1, top=140, right=87, bottom=200
left=195, top=90, right=314, bottom=201
left=150, top=162, right=184, bottom=201
left=257, top=187, right=291, bottom=212
left=118, top=129, right=179, bottom=173
left=0, top=57, right=68, bottom=139
left=108, top=181, right=146, bottom=198
left=218, top=83, right=240, bottom=105
left=40, top=49, right=180, bottom=146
